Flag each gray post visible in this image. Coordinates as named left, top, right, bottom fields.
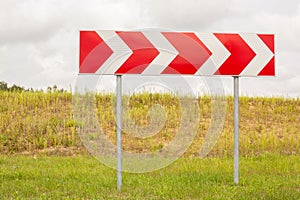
left=233, top=76, right=239, bottom=184
left=116, top=75, right=122, bottom=191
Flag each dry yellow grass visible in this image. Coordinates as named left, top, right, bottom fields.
left=0, top=91, right=299, bottom=157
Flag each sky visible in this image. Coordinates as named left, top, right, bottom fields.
left=0, top=0, right=299, bottom=97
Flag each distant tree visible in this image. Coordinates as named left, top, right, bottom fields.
left=9, top=84, right=24, bottom=92
left=53, top=85, right=58, bottom=92
left=0, top=81, right=8, bottom=91
left=47, top=86, right=52, bottom=93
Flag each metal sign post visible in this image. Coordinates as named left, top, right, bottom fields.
left=233, top=76, right=239, bottom=184
left=116, top=75, right=122, bottom=191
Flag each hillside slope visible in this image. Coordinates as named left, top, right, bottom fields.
left=0, top=91, right=299, bottom=156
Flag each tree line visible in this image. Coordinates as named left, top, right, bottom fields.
left=0, top=81, right=66, bottom=93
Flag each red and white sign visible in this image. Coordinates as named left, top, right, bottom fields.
left=79, top=30, right=275, bottom=76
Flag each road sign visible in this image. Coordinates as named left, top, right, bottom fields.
left=79, top=30, right=275, bottom=76
left=78, top=30, right=276, bottom=190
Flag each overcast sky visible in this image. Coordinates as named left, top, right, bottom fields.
left=0, top=0, right=299, bottom=97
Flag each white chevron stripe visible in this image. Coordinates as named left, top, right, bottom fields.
left=141, top=31, right=178, bottom=75
left=239, top=33, right=274, bottom=76
left=95, top=30, right=132, bottom=75
left=195, top=33, right=230, bottom=75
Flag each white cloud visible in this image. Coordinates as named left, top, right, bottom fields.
left=0, top=0, right=64, bottom=44
left=142, top=0, right=232, bottom=31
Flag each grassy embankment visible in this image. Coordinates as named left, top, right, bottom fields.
left=0, top=91, right=299, bottom=199
left=0, top=91, right=299, bottom=156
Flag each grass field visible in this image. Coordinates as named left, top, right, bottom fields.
left=0, top=91, right=299, bottom=199
left=0, top=91, right=299, bottom=156
left=0, top=155, right=299, bottom=199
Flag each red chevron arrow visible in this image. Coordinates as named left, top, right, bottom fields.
left=115, top=32, right=159, bottom=74
left=214, top=33, right=256, bottom=75
left=257, top=34, right=275, bottom=76
left=79, top=31, right=113, bottom=73
left=161, top=32, right=211, bottom=74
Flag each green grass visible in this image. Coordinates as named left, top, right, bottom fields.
left=0, top=155, right=299, bottom=199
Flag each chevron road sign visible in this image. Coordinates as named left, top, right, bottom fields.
left=77, top=30, right=276, bottom=190
left=79, top=30, right=275, bottom=76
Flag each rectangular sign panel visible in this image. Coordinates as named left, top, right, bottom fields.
left=79, top=30, right=275, bottom=76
